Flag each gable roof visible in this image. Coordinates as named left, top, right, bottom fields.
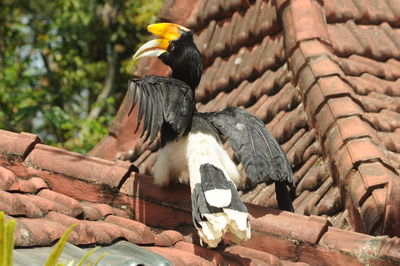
left=1, top=129, right=399, bottom=265
left=90, top=0, right=400, bottom=239
left=2, top=0, right=399, bottom=264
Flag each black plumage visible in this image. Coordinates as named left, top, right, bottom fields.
left=204, top=107, right=294, bottom=211
left=129, top=22, right=295, bottom=247
left=128, top=76, right=194, bottom=143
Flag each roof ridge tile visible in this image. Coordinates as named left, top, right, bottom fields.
left=0, top=130, right=41, bottom=159
left=25, top=143, right=134, bottom=189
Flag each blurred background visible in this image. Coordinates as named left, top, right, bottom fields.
left=0, top=0, right=162, bottom=153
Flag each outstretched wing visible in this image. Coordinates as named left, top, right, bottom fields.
left=128, top=75, right=194, bottom=142
left=205, top=107, right=294, bottom=187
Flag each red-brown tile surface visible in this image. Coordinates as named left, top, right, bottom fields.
left=0, top=130, right=41, bottom=158
left=2, top=0, right=395, bottom=264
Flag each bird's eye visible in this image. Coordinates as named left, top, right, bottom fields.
left=169, top=43, right=175, bottom=51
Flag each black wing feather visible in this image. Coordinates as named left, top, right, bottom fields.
left=205, top=107, right=294, bottom=187
left=128, top=76, right=194, bottom=142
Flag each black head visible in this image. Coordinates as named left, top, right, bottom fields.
left=159, top=31, right=202, bottom=90
left=132, top=23, right=203, bottom=90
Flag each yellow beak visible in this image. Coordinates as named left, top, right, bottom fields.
left=131, top=23, right=190, bottom=63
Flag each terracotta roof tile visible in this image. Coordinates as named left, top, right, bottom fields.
left=146, top=246, right=214, bottom=266
left=155, top=230, right=183, bottom=247
left=0, top=190, right=26, bottom=216
left=37, top=189, right=83, bottom=216
left=16, top=217, right=73, bottom=247
left=314, top=185, right=342, bottom=216
left=226, top=245, right=308, bottom=266
left=324, top=0, right=400, bottom=26
left=16, top=193, right=80, bottom=218
left=281, top=0, right=331, bottom=55
left=82, top=220, right=128, bottom=245
left=328, top=22, right=400, bottom=60
left=339, top=55, right=400, bottom=81
left=26, top=144, right=133, bottom=188
left=174, top=241, right=225, bottom=265
left=82, top=0, right=400, bottom=263
left=103, top=215, right=155, bottom=244
left=0, top=130, right=41, bottom=158
left=45, top=211, right=96, bottom=245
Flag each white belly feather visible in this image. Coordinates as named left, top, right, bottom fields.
left=153, top=132, right=242, bottom=188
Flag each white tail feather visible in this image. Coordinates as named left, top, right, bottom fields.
left=197, top=210, right=250, bottom=247
left=204, top=189, right=232, bottom=208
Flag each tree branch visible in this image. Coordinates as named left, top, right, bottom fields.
left=87, top=47, right=118, bottom=120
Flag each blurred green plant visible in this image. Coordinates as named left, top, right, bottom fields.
left=0, top=0, right=162, bottom=153
left=0, top=212, right=16, bottom=266
left=0, top=212, right=106, bottom=265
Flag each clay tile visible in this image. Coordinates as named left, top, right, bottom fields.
left=45, top=211, right=96, bottom=245
left=299, top=39, right=332, bottom=58
left=157, top=0, right=200, bottom=27
left=225, top=245, right=283, bottom=265
left=84, top=220, right=125, bottom=245
left=235, top=229, right=297, bottom=261
left=319, top=226, right=376, bottom=256
left=0, top=130, right=41, bottom=158
left=111, top=207, right=130, bottom=219
left=119, top=172, right=192, bottom=210
left=360, top=196, right=383, bottom=234
left=174, top=241, right=225, bottom=265
left=0, top=166, right=19, bottom=191
left=384, top=177, right=400, bottom=237
left=290, top=47, right=307, bottom=78
left=336, top=116, right=373, bottom=143
left=249, top=206, right=330, bottom=245
left=25, top=144, right=133, bottom=188
left=228, top=12, right=241, bottom=52
left=155, top=230, right=184, bottom=247
left=290, top=0, right=331, bottom=46
left=297, top=64, right=318, bottom=93
left=17, top=177, right=48, bottom=194
left=358, top=162, right=389, bottom=191
left=346, top=138, right=386, bottom=166
left=303, top=178, right=333, bottom=216
left=0, top=190, right=26, bottom=216
left=377, top=236, right=400, bottom=261
left=233, top=12, right=249, bottom=48
left=208, top=21, right=222, bottom=59
left=204, top=0, right=221, bottom=24
left=276, top=0, right=290, bottom=13
left=37, top=189, right=83, bottom=217
left=104, top=215, right=155, bottom=245
left=16, top=217, right=76, bottom=247
left=295, top=162, right=321, bottom=195
left=260, top=0, right=280, bottom=36
left=347, top=170, right=369, bottom=209
left=308, top=56, right=344, bottom=79
left=16, top=193, right=76, bottom=218
left=146, top=246, right=214, bottom=266
left=315, top=185, right=342, bottom=216
left=326, top=97, right=362, bottom=119
left=201, top=21, right=217, bottom=62
left=80, top=202, right=114, bottom=220
left=286, top=130, right=316, bottom=169
left=292, top=154, right=318, bottom=185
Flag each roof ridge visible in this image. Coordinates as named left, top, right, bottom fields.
left=279, top=0, right=400, bottom=237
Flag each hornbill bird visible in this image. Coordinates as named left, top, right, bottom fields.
left=129, top=23, right=295, bottom=248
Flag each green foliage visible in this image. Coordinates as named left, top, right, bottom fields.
left=44, top=224, right=77, bottom=266
left=0, top=212, right=16, bottom=266
left=0, top=0, right=162, bottom=153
